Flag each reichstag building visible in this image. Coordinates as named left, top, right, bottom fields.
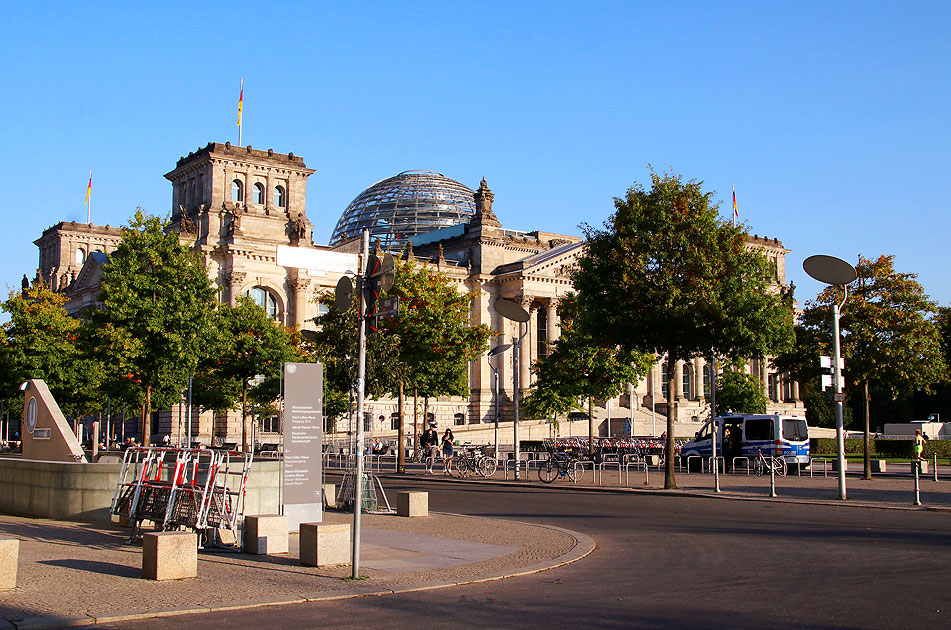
left=32, top=141, right=802, bottom=446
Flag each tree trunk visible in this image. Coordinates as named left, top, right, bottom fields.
left=142, top=386, right=151, bottom=446
left=588, top=396, right=595, bottom=457
left=413, top=388, right=419, bottom=453
left=241, top=387, right=248, bottom=453
left=863, top=380, right=872, bottom=480
left=397, top=380, right=406, bottom=473
left=665, top=353, right=678, bottom=489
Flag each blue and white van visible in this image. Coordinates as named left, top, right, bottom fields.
left=680, top=414, right=810, bottom=469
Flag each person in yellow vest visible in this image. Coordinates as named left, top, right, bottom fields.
left=915, top=429, right=927, bottom=461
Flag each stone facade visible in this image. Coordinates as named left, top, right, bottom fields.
left=35, top=141, right=801, bottom=447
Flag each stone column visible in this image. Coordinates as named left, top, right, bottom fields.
left=792, top=379, right=800, bottom=401
left=674, top=360, right=685, bottom=401
left=519, top=307, right=532, bottom=393
left=693, top=357, right=703, bottom=401
left=226, top=271, right=246, bottom=307
left=546, top=300, right=558, bottom=345
left=290, top=275, right=311, bottom=328
left=265, top=173, right=273, bottom=212
left=759, top=360, right=769, bottom=400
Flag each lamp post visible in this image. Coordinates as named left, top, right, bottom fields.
left=492, top=300, right=530, bottom=480
left=487, top=343, right=512, bottom=461
left=804, top=255, right=857, bottom=501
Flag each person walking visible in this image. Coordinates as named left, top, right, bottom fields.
left=915, top=429, right=928, bottom=461
left=442, top=428, right=455, bottom=475
left=421, top=423, right=440, bottom=473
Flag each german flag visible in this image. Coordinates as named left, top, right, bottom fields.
left=85, top=171, right=92, bottom=205
left=732, top=186, right=738, bottom=220
left=237, top=78, right=243, bottom=128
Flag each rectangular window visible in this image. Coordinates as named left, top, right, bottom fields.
left=537, top=308, right=549, bottom=357
left=744, top=418, right=773, bottom=441
left=782, top=419, right=808, bottom=442
left=454, top=413, right=465, bottom=426
left=390, top=414, right=400, bottom=430
left=363, top=412, right=372, bottom=432
left=259, top=416, right=280, bottom=433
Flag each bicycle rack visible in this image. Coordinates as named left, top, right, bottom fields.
left=809, top=457, right=829, bottom=478
left=732, top=456, right=751, bottom=475
left=686, top=455, right=703, bottom=473
left=598, top=461, right=623, bottom=486
left=503, top=459, right=528, bottom=480
left=572, top=460, right=596, bottom=484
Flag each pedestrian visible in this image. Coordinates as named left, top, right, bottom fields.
left=162, top=434, right=170, bottom=446
left=442, top=428, right=455, bottom=474
left=915, top=429, right=927, bottom=461
left=421, top=423, right=440, bottom=473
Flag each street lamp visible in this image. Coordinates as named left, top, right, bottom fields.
left=492, top=299, right=530, bottom=480
left=803, top=254, right=857, bottom=501
left=487, top=343, right=512, bottom=462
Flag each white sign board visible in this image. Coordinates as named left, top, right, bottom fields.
left=277, top=246, right=360, bottom=275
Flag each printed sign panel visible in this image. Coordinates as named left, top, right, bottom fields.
left=283, top=362, right=324, bottom=529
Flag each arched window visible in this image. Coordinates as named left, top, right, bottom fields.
left=274, top=185, right=286, bottom=208
left=75, top=248, right=86, bottom=265
left=232, top=179, right=244, bottom=202
left=253, top=183, right=265, bottom=204
left=246, top=287, right=278, bottom=319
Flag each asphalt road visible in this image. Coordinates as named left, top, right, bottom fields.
left=106, top=478, right=951, bottom=630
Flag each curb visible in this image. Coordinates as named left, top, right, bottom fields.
left=333, top=469, right=949, bottom=513
left=9, top=516, right=595, bottom=629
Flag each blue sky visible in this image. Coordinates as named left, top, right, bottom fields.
left=2, top=1, right=949, bottom=307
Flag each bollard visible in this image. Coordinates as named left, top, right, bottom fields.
left=914, top=460, right=921, bottom=506
left=770, top=463, right=777, bottom=498
left=644, top=460, right=649, bottom=486
left=935, top=454, right=939, bottom=482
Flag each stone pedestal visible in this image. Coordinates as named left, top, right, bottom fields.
left=871, top=460, right=887, bottom=473
left=244, top=514, right=288, bottom=555
left=913, top=460, right=929, bottom=474
left=0, top=539, right=18, bottom=590
left=397, top=491, right=428, bottom=518
left=300, top=523, right=351, bottom=567
left=142, top=531, right=198, bottom=580
left=322, top=483, right=337, bottom=508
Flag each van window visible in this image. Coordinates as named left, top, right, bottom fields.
left=745, top=418, right=773, bottom=441
left=695, top=423, right=713, bottom=443
left=783, top=419, right=808, bottom=442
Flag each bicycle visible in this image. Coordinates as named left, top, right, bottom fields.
left=450, top=448, right=497, bottom=478
left=754, top=449, right=787, bottom=477
left=537, top=452, right=585, bottom=483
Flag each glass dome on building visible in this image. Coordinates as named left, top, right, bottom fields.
left=330, top=170, right=476, bottom=250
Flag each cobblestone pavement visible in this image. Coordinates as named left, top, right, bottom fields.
left=0, top=510, right=593, bottom=629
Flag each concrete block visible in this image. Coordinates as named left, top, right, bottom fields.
left=142, top=531, right=198, bottom=580
left=645, top=455, right=661, bottom=466
left=397, top=491, right=428, bottom=518
left=300, top=522, right=351, bottom=567
left=913, top=461, right=929, bottom=474
left=0, top=539, right=18, bottom=590
left=322, top=483, right=336, bottom=508
left=871, top=460, right=887, bottom=473
left=244, top=514, right=288, bottom=555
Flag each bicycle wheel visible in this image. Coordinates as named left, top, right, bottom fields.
left=538, top=460, right=557, bottom=483
left=567, top=459, right=584, bottom=483
left=776, top=457, right=788, bottom=477
left=478, top=456, right=497, bottom=477
left=754, top=456, right=765, bottom=476
left=450, top=455, right=466, bottom=478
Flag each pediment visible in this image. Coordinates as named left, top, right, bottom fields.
left=492, top=241, right=584, bottom=279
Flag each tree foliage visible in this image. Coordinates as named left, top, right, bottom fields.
left=572, top=170, right=794, bottom=488
left=0, top=284, right=102, bottom=416
left=92, top=210, right=216, bottom=445
left=778, top=254, right=945, bottom=476
left=715, top=370, right=768, bottom=414
left=192, top=297, right=301, bottom=451
left=523, top=294, right=653, bottom=439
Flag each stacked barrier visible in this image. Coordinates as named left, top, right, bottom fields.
left=110, top=446, right=253, bottom=545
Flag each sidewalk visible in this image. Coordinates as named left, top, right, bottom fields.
left=366, top=463, right=951, bottom=510
left=0, top=511, right=594, bottom=629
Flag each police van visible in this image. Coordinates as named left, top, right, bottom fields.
left=680, top=413, right=810, bottom=470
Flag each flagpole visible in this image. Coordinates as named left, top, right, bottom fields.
left=85, top=170, right=92, bottom=224
left=237, top=78, right=244, bottom=147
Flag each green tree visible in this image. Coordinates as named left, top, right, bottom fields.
left=523, top=294, right=653, bottom=454
left=93, top=210, right=216, bottom=445
left=193, top=297, right=301, bottom=452
left=715, top=369, right=768, bottom=414
left=381, top=258, right=492, bottom=468
left=798, top=255, right=946, bottom=478
left=572, top=170, right=794, bottom=488
left=0, top=284, right=102, bottom=417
